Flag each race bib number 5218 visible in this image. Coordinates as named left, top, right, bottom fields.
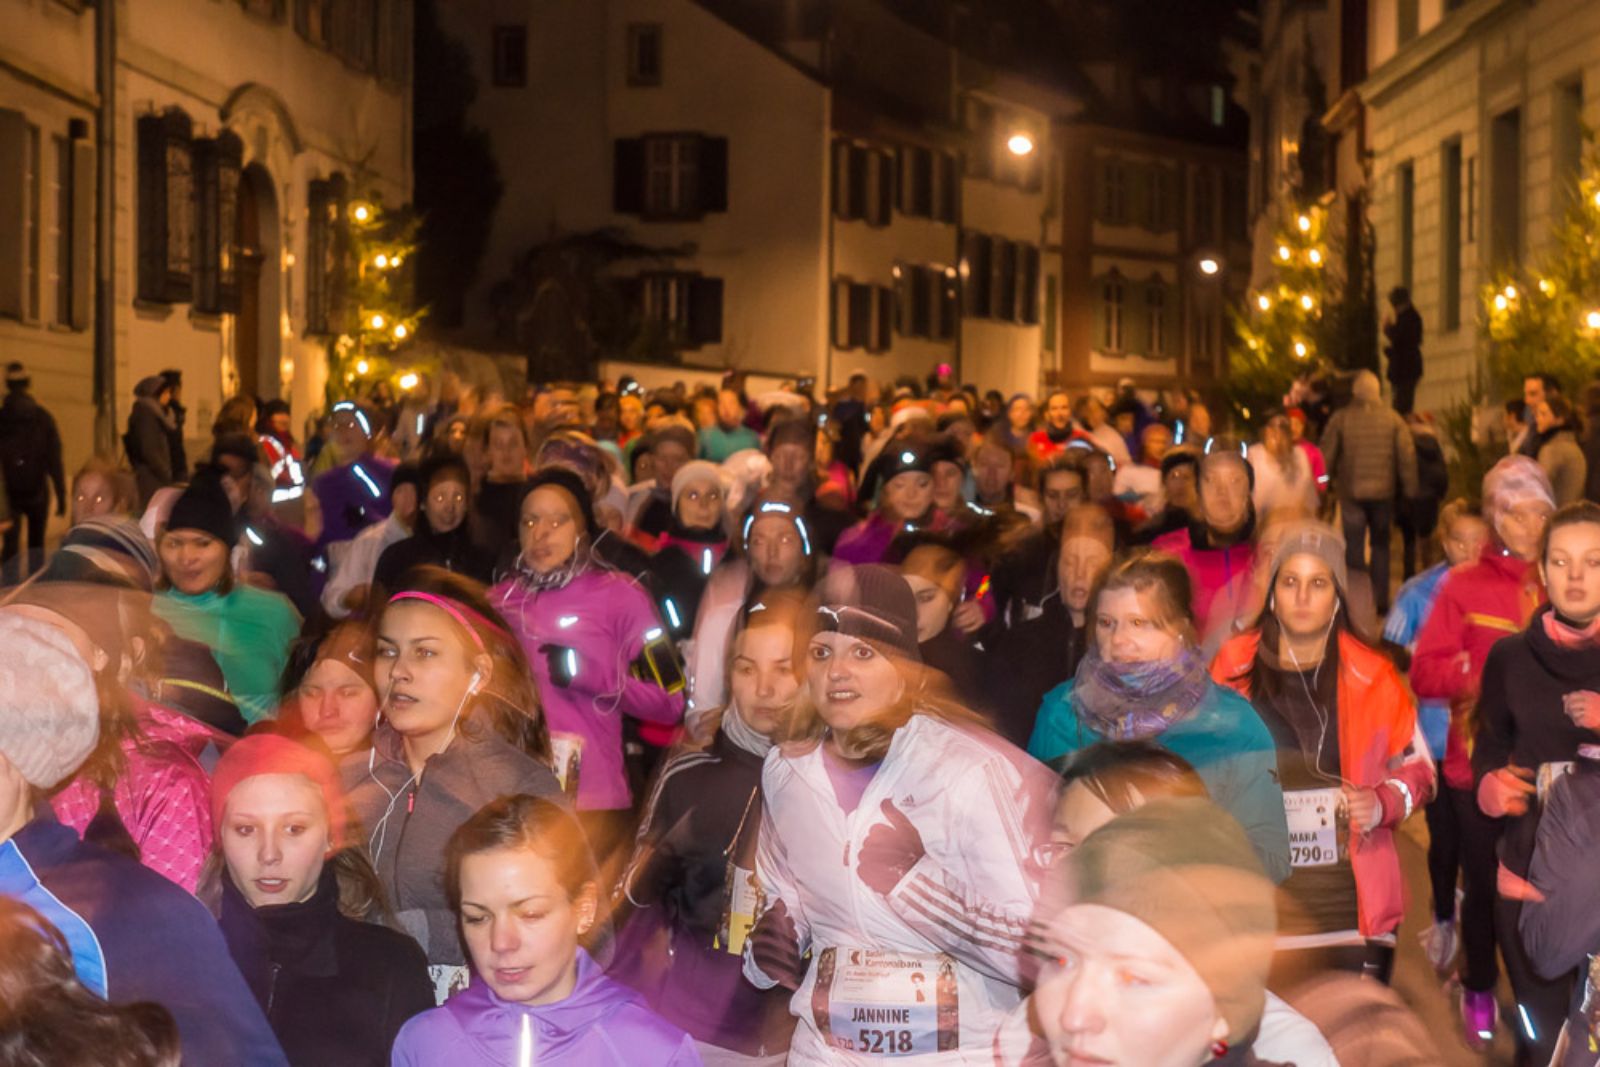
left=811, top=947, right=959, bottom=1056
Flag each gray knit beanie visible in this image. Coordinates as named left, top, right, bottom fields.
left=0, top=610, right=100, bottom=788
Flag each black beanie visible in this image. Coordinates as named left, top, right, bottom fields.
left=390, top=461, right=424, bottom=501
left=523, top=467, right=598, bottom=537
left=166, top=471, right=237, bottom=545
left=879, top=441, right=934, bottom=480
left=814, top=564, right=921, bottom=661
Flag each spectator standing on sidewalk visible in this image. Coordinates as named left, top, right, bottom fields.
left=0, top=362, right=63, bottom=576
left=1320, top=370, right=1419, bottom=615
left=1381, top=287, right=1423, bottom=416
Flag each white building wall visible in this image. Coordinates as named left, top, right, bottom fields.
left=1363, top=0, right=1600, bottom=412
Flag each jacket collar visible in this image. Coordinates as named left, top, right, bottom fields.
left=445, top=950, right=640, bottom=1056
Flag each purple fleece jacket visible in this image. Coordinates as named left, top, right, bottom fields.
left=390, top=950, right=702, bottom=1066
left=490, top=568, right=684, bottom=810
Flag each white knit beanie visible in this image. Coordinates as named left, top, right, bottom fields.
left=671, top=460, right=724, bottom=511
left=0, top=609, right=100, bottom=789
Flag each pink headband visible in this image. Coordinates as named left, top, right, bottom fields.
left=387, top=590, right=493, bottom=653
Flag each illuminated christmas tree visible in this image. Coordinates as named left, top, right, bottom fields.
left=328, top=184, right=424, bottom=405
left=1226, top=202, right=1331, bottom=428
left=1482, top=142, right=1600, bottom=393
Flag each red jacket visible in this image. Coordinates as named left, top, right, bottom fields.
left=1410, top=546, right=1544, bottom=790
left=1213, top=631, right=1435, bottom=938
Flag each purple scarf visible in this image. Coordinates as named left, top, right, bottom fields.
left=1070, top=646, right=1213, bottom=741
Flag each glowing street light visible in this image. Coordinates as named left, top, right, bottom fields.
left=1197, top=257, right=1221, bottom=276
left=1007, top=132, right=1035, bottom=156
left=399, top=371, right=421, bottom=391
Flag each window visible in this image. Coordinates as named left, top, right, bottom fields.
left=993, top=240, right=1017, bottom=322
left=241, top=0, right=286, bottom=20
left=639, top=271, right=723, bottom=347
left=1019, top=246, right=1040, bottom=325
left=1397, top=160, right=1414, bottom=292
left=964, top=98, right=995, bottom=179
left=1043, top=274, right=1057, bottom=352
left=1099, top=273, right=1124, bottom=351
left=1193, top=167, right=1215, bottom=244
left=1144, top=165, right=1176, bottom=232
left=1097, top=160, right=1126, bottom=225
left=832, top=141, right=891, bottom=225
left=374, top=0, right=410, bottom=86
left=1441, top=139, right=1462, bottom=331
left=1210, top=85, right=1226, bottom=127
left=1144, top=279, right=1168, bottom=357
left=50, top=136, right=68, bottom=325
left=1466, top=156, right=1476, bottom=243
left=1554, top=80, right=1584, bottom=202
left=24, top=123, right=39, bottom=321
left=833, top=278, right=884, bottom=351
left=614, top=134, right=728, bottom=220
left=627, top=24, right=662, bottom=86
left=1398, top=0, right=1419, bottom=45
left=962, top=232, right=991, bottom=318
left=193, top=131, right=243, bottom=315
left=491, top=25, right=528, bottom=87
left=305, top=173, right=346, bottom=335
left=136, top=108, right=194, bottom=304
left=1489, top=108, right=1521, bottom=268
left=294, top=0, right=331, bottom=47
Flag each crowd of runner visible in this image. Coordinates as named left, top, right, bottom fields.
left=1, top=361, right=1596, bottom=1066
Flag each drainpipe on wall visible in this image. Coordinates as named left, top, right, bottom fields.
left=93, top=0, right=117, bottom=454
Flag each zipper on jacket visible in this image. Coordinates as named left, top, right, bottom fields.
left=266, top=961, right=281, bottom=1016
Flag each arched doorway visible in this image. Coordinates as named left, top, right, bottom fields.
left=234, top=164, right=281, bottom=399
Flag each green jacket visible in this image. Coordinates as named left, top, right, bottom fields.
left=1029, top=678, right=1291, bottom=883
left=154, top=585, right=301, bottom=723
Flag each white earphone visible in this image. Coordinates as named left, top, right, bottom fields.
left=466, top=670, right=483, bottom=696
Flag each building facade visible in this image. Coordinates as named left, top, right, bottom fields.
left=1359, top=0, right=1600, bottom=411
left=440, top=0, right=1065, bottom=396
left=0, top=0, right=410, bottom=504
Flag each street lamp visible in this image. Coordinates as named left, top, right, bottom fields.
left=1007, top=132, right=1034, bottom=156
left=1197, top=257, right=1221, bottom=276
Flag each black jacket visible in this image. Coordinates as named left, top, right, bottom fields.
left=1383, top=305, right=1423, bottom=383
left=614, top=727, right=795, bottom=1056
left=981, top=597, right=1085, bottom=748
left=218, top=867, right=433, bottom=1067
left=0, top=391, right=64, bottom=503
left=645, top=526, right=728, bottom=641
left=1518, top=754, right=1600, bottom=1067
left=373, top=519, right=497, bottom=592
left=1472, top=606, right=1600, bottom=878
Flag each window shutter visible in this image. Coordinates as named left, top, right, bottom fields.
left=0, top=109, right=26, bottom=320
left=192, top=131, right=242, bottom=314
left=963, top=232, right=990, bottom=318
left=1020, top=246, right=1040, bottom=324
left=872, top=287, right=892, bottom=352
left=893, top=265, right=911, bottom=336
left=69, top=135, right=92, bottom=329
left=894, top=147, right=908, bottom=214
left=937, top=269, right=957, bottom=340
left=136, top=109, right=194, bottom=304
left=993, top=239, right=1015, bottom=322
left=326, top=172, right=350, bottom=332
left=846, top=145, right=867, bottom=222
left=831, top=141, right=849, bottom=218
left=1127, top=280, right=1149, bottom=355
left=847, top=283, right=871, bottom=348
left=698, top=136, right=728, bottom=214
left=875, top=150, right=893, bottom=226
left=687, top=275, right=723, bottom=346
left=1091, top=275, right=1107, bottom=350
left=937, top=152, right=957, bottom=222
left=305, top=178, right=330, bottom=334
left=613, top=138, right=646, bottom=215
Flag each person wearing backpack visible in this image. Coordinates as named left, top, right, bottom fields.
left=0, top=362, right=64, bottom=575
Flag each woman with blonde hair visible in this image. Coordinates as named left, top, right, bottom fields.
left=744, top=564, right=1055, bottom=1064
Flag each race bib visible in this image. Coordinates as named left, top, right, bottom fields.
left=428, top=964, right=469, bottom=1006
left=550, top=733, right=583, bottom=799
left=714, top=862, right=762, bottom=957
left=811, top=947, right=959, bottom=1056
left=1537, top=761, right=1575, bottom=806
left=1285, top=788, right=1344, bottom=869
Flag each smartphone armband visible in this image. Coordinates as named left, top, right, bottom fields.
left=636, top=632, right=687, bottom=694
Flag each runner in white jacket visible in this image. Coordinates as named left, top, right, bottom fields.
left=743, top=564, right=1056, bottom=1065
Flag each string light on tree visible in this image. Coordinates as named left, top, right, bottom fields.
left=1227, top=202, right=1333, bottom=426
left=322, top=180, right=425, bottom=407
left=1482, top=136, right=1600, bottom=394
